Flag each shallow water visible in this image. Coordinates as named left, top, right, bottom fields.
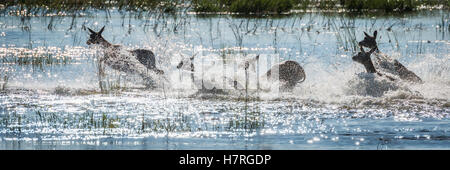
left=0, top=10, right=449, bottom=149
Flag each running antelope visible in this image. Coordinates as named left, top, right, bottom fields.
left=176, top=54, right=240, bottom=93
left=352, top=45, right=396, bottom=81
left=358, top=31, right=423, bottom=83
left=86, top=26, right=164, bottom=86
left=264, top=60, right=306, bottom=89
left=177, top=55, right=306, bottom=91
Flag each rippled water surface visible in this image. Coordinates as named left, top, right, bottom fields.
left=0, top=10, right=449, bottom=149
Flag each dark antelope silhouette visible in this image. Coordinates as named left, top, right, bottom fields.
left=352, top=45, right=396, bottom=81
left=358, top=30, right=423, bottom=83
left=86, top=26, right=164, bottom=86
left=352, top=46, right=377, bottom=73
left=264, top=60, right=306, bottom=89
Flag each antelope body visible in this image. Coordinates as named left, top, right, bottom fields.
left=357, top=30, right=422, bottom=83
left=264, top=60, right=306, bottom=89
left=86, top=26, right=164, bottom=87
left=176, top=55, right=306, bottom=92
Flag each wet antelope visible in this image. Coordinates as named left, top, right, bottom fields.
left=177, top=55, right=306, bottom=91
left=352, top=45, right=396, bottom=81
left=264, top=60, right=306, bottom=90
left=176, top=54, right=195, bottom=84
left=244, top=55, right=306, bottom=90
left=176, top=54, right=240, bottom=93
left=358, top=30, right=423, bottom=83
left=86, top=26, right=164, bottom=86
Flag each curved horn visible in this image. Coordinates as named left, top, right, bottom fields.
left=363, top=31, right=370, bottom=37
left=373, top=30, right=377, bottom=38
left=98, top=26, right=105, bottom=35
left=87, top=28, right=96, bottom=34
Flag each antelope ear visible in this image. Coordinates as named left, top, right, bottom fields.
left=98, top=26, right=105, bottom=35
left=373, top=30, right=377, bottom=38
left=364, top=31, right=370, bottom=37
left=88, top=28, right=96, bottom=34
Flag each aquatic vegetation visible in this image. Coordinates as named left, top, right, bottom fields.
left=228, top=0, right=294, bottom=14
left=0, top=47, right=74, bottom=68
left=192, top=0, right=223, bottom=13
left=343, top=0, right=415, bottom=12
left=1, top=0, right=182, bottom=15
left=0, top=91, right=448, bottom=149
left=0, top=2, right=449, bottom=149
left=193, top=0, right=450, bottom=13
left=1, top=0, right=449, bottom=16
left=1, top=75, right=7, bottom=91
left=0, top=67, right=8, bottom=91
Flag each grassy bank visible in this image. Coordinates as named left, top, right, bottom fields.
left=192, top=0, right=294, bottom=14
left=1, top=0, right=449, bottom=15
left=193, top=0, right=449, bottom=13
left=339, top=0, right=449, bottom=12
left=0, top=0, right=182, bottom=15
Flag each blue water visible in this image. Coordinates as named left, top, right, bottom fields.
left=0, top=10, right=449, bottom=149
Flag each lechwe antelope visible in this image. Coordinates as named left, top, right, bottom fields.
left=358, top=30, right=423, bottom=83
left=244, top=55, right=306, bottom=90
left=176, top=54, right=242, bottom=93
left=263, top=59, right=306, bottom=90
left=352, top=45, right=396, bottom=81
left=86, top=26, right=165, bottom=87
left=177, top=54, right=306, bottom=92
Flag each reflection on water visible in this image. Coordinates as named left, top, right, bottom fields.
left=0, top=10, right=449, bottom=149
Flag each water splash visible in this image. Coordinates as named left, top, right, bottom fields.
left=1, top=10, right=449, bottom=149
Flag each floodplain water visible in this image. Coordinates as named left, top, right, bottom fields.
left=0, top=10, right=449, bottom=149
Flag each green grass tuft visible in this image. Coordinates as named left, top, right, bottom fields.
left=1, top=0, right=449, bottom=16
left=192, top=0, right=295, bottom=14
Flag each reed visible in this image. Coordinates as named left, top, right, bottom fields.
left=192, top=0, right=449, bottom=14
left=1, top=0, right=181, bottom=15
left=0, top=68, right=8, bottom=91
left=0, top=47, right=72, bottom=71
left=1, top=0, right=448, bottom=17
